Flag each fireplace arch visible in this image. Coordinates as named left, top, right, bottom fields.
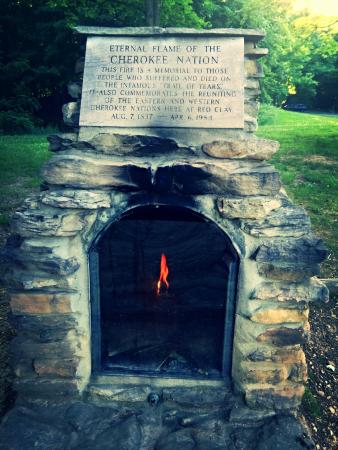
left=89, top=204, right=239, bottom=381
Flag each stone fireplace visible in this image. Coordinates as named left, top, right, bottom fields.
left=4, top=27, right=328, bottom=421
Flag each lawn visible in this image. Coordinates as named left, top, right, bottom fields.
left=0, top=107, right=337, bottom=276
left=257, top=106, right=338, bottom=277
left=0, top=134, right=50, bottom=230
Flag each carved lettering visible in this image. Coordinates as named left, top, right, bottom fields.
left=80, top=36, right=244, bottom=129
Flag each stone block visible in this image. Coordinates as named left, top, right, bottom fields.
left=12, top=335, right=83, bottom=361
left=156, top=429, right=195, bottom=450
left=85, top=416, right=142, bottom=450
left=244, top=382, right=304, bottom=410
left=250, top=307, right=308, bottom=324
left=235, top=342, right=305, bottom=365
left=88, top=384, right=152, bottom=403
left=244, top=100, right=260, bottom=117
left=34, top=358, right=80, bottom=378
left=245, top=87, right=261, bottom=100
left=0, top=409, right=69, bottom=450
left=254, top=235, right=327, bottom=281
left=4, top=237, right=80, bottom=277
left=14, top=314, right=80, bottom=342
left=155, top=161, right=281, bottom=196
left=10, top=292, right=75, bottom=314
left=41, top=189, right=111, bottom=209
left=162, top=386, right=229, bottom=406
left=67, top=81, right=82, bottom=99
left=42, top=155, right=152, bottom=190
left=245, top=47, right=269, bottom=58
left=251, top=278, right=329, bottom=303
left=241, top=204, right=311, bottom=237
left=245, top=59, right=264, bottom=78
left=202, top=138, right=279, bottom=160
left=217, top=196, right=282, bottom=219
left=244, top=115, right=258, bottom=132
left=62, top=102, right=80, bottom=127
left=12, top=208, right=92, bottom=237
left=239, top=362, right=288, bottom=384
left=14, top=378, right=80, bottom=399
left=47, top=133, right=78, bottom=151
left=3, top=269, right=76, bottom=291
left=256, top=327, right=307, bottom=346
left=257, top=415, right=315, bottom=450
left=245, top=78, right=260, bottom=89
left=86, top=133, right=184, bottom=156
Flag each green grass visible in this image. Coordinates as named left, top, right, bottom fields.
left=302, top=386, right=322, bottom=419
left=0, top=135, right=50, bottom=227
left=0, top=108, right=337, bottom=276
left=258, top=106, right=338, bottom=277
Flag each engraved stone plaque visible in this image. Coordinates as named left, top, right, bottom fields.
left=80, top=36, right=244, bottom=129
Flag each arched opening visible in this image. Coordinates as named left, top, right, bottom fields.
left=89, top=205, right=239, bottom=380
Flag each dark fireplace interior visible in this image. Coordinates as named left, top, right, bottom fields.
left=90, top=206, right=238, bottom=379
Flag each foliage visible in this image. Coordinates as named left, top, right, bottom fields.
left=0, top=0, right=337, bottom=132
left=289, top=15, right=338, bottom=110
left=0, top=0, right=80, bottom=133
left=302, top=386, right=322, bottom=419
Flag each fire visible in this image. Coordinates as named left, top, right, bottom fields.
left=156, top=253, right=169, bottom=295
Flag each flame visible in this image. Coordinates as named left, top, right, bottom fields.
left=156, top=253, right=169, bottom=295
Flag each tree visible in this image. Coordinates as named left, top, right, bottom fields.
left=1, top=0, right=337, bottom=132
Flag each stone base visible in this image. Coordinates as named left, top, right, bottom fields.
left=0, top=394, right=314, bottom=450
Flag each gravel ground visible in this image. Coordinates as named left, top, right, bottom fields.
left=301, top=295, right=338, bottom=450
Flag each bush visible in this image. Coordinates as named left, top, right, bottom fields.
left=0, top=111, right=36, bottom=135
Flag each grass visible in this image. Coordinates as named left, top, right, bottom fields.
left=0, top=135, right=50, bottom=228
left=302, top=386, right=322, bottom=419
left=257, top=105, right=338, bottom=277
left=0, top=107, right=337, bottom=276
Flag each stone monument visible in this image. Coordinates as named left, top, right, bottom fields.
left=0, top=27, right=328, bottom=449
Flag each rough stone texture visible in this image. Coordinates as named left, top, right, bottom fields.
left=256, top=327, right=307, bottom=346
left=257, top=415, right=314, bottom=449
left=245, top=58, right=264, bottom=78
left=62, top=102, right=80, bottom=127
left=254, top=235, right=327, bottom=280
left=41, top=155, right=282, bottom=196
left=0, top=398, right=315, bottom=450
left=202, top=137, right=279, bottom=160
left=87, top=133, right=187, bottom=156
left=13, top=314, right=81, bottom=341
left=251, top=278, right=329, bottom=303
left=245, top=382, right=305, bottom=411
left=239, top=361, right=289, bottom=384
left=250, top=307, right=308, bottom=324
left=155, top=161, right=281, bottom=196
left=33, top=358, right=80, bottom=378
left=4, top=241, right=80, bottom=278
left=47, top=133, right=78, bottom=151
left=12, top=207, right=92, bottom=237
left=41, top=189, right=111, bottom=209
left=241, top=204, right=311, bottom=237
left=48, top=133, right=188, bottom=157
left=67, top=81, right=82, bottom=99
left=42, top=155, right=152, bottom=190
left=217, top=195, right=283, bottom=219
left=10, top=292, right=75, bottom=314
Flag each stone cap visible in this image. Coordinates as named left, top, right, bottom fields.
left=75, top=26, right=265, bottom=42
